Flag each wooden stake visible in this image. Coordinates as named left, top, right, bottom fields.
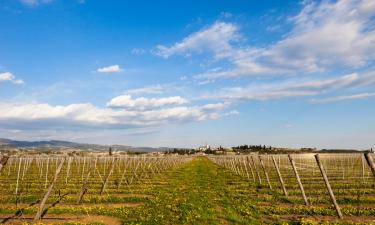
left=315, top=154, right=343, bottom=219
left=361, top=154, right=365, bottom=182
left=246, top=156, right=256, bottom=182
left=15, top=158, right=22, bottom=196
left=77, top=159, right=96, bottom=204
left=65, top=157, right=72, bottom=184
left=364, top=153, right=375, bottom=179
left=0, top=155, right=10, bottom=173
left=118, top=158, right=130, bottom=189
left=100, top=158, right=118, bottom=195
left=272, top=156, right=288, bottom=196
left=251, top=155, right=262, bottom=184
left=288, top=154, right=309, bottom=205
left=44, top=158, right=50, bottom=188
left=34, top=157, right=65, bottom=220
left=242, top=157, right=250, bottom=181
left=259, top=155, right=272, bottom=190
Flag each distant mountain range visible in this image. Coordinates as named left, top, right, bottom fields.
left=0, top=138, right=167, bottom=152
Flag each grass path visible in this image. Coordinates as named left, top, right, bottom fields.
left=125, top=157, right=260, bottom=224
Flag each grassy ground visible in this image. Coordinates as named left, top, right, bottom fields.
left=124, top=156, right=260, bottom=224
left=122, top=156, right=375, bottom=225
left=2, top=156, right=375, bottom=224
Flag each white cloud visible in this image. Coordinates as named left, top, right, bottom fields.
left=311, top=92, right=375, bottom=104
left=155, top=22, right=239, bottom=59
left=287, top=73, right=359, bottom=91
left=106, top=94, right=188, bottom=110
left=126, top=85, right=164, bottom=95
left=204, top=72, right=375, bottom=101
left=140, top=106, right=221, bottom=122
left=157, top=0, right=375, bottom=79
left=0, top=72, right=24, bottom=85
left=259, top=0, right=375, bottom=71
left=96, top=65, right=122, bottom=73
left=0, top=103, right=116, bottom=126
left=200, top=102, right=230, bottom=111
left=0, top=99, right=231, bottom=130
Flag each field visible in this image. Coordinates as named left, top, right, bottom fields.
left=0, top=153, right=375, bottom=224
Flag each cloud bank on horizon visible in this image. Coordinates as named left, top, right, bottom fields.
left=0, top=0, right=374, bottom=148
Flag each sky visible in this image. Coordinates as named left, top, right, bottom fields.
left=0, top=0, right=374, bottom=149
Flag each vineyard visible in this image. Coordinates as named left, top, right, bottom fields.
left=0, top=153, right=375, bottom=224
left=0, top=155, right=191, bottom=224
left=209, top=153, right=375, bottom=223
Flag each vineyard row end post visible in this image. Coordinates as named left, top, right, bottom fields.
left=259, top=155, right=272, bottom=190
left=288, top=154, right=309, bottom=206
left=364, top=153, right=375, bottom=179
left=314, top=154, right=343, bottom=219
left=34, top=157, right=65, bottom=220
left=272, top=155, right=288, bottom=196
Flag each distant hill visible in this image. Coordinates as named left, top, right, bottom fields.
left=0, top=138, right=162, bottom=152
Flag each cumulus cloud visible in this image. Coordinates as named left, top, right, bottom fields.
left=96, top=65, right=122, bottom=73
left=0, top=72, right=24, bottom=85
left=310, top=92, right=375, bottom=103
left=106, top=95, right=188, bottom=110
left=0, top=99, right=234, bottom=130
left=156, top=0, right=375, bottom=79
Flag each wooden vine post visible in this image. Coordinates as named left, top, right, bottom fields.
left=77, top=161, right=96, bottom=204
left=34, top=157, right=65, bottom=220
left=364, top=153, right=375, bottom=179
left=100, top=158, right=118, bottom=195
left=251, top=155, right=262, bottom=184
left=246, top=156, right=256, bottom=182
left=361, top=154, right=365, bottom=182
left=288, top=154, right=309, bottom=205
left=242, top=157, right=250, bottom=181
left=315, top=154, right=343, bottom=219
left=246, top=156, right=255, bottom=183
left=0, top=155, right=10, bottom=173
left=271, top=156, right=288, bottom=196
left=258, top=155, right=272, bottom=190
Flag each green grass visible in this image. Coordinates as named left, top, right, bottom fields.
left=1, top=156, right=374, bottom=224
left=119, top=156, right=259, bottom=224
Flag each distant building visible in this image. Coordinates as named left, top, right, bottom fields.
left=198, top=144, right=210, bottom=151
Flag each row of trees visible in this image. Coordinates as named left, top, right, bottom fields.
left=232, top=145, right=273, bottom=153
left=165, top=148, right=197, bottom=155
left=232, top=145, right=318, bottom=154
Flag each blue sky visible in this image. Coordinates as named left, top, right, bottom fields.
left=0, top=0, right=374, bottom=149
